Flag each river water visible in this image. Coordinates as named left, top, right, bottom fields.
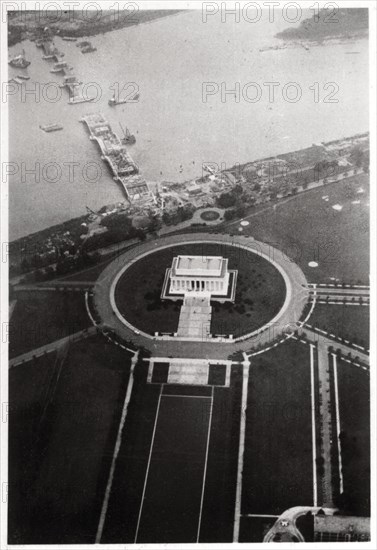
left=8, top=10, right=368, bottom=240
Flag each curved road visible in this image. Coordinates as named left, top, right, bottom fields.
left=94, top=233, right=309, bottom=359
left=264, top=506, right=338, bottom=542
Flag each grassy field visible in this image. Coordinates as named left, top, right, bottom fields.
left=114, top=243, right=286, bottom=337
left=228, top=175, right=369, bottom=284
left=10, top=291, right=90, bottom=358
left=136, top=395, right=212, bottom=543
left=101, top=362, right=162, bottom=543
left=102, top=364, right=243, bottom=543
left=242, top=340, right=313, bottom=515
left=309, top=304, right=369, bottom=347
left=239, top=516, right=277, bottom=543
left=337, top=361, right=370, bottom=516
left=57, top=258, right=115, bottom=282
left=8, top=353, right=58, bottom=543
left=8, top=335, right=133, bottom=544
left=199, top=366, right=243, bottom=542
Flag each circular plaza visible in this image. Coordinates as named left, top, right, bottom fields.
left=93, top=233, right=310, bottom=358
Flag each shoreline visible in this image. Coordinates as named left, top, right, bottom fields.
left=8, top=132, right=369, bottom=283
left=8, top=9, right=186, bottom=47
left=10, top=131, right=368, bottom=245
left=9, top=130, right=369, bottom=245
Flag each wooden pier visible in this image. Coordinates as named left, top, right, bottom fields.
left=80, top=113, right=139, bottom=196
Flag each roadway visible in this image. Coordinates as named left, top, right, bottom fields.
left=300, top=326, right=369, bottom=365
left=263, top=506, right=338, bottom=542
left=9, top=327, right=98, bottom=368
left=93, top=233, right=309, bottom=360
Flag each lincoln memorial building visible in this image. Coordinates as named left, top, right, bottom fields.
left=163, top=255, right=236, bottom=300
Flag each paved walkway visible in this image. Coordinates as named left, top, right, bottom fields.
left=9, top=327, right=97, bottom=368
left=13, top=281, right=95, bottom=293
left=176, top=294, right=212, bottom=338
left=233, top=359, right=250, bottom=541
left=9, top=299, right=17, bottom=319
left=168, top=361, right=209, bottom=385
left=316, top=340, right=335, bottom=507
left=313, top=286, right=369, bottom=297
left=301, top=327, right=369, bottom=365
left=308, top=285, right=369, bottom=304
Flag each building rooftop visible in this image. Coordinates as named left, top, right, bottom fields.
left=174, top=255, right=225, bottom=277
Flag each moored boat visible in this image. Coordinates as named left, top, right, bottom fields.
left=40, top=123, right=63, bottom=132
left=9, top=49, right=31, bottom=68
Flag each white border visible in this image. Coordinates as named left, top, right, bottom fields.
left=1, top=1, right=376, bottom=549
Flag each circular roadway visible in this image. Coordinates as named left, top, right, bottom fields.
left=94, top=233, right=309, bottom=359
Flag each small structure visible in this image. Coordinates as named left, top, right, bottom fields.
left=314, top=515, right=370, bottom=542
left=162, top=255, right=237, bottom=302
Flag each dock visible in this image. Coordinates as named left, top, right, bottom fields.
left=40, top=41, right=64, bottom=62
left=80, top=113, right=139, bottom=195
left=37, top=39, right=95, bottom=104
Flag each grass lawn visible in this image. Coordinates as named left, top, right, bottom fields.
left=101, top=361, right=161, bottom=543
left=136, top=395, right=212, bottom=543
left=200, top=210, right=220, bottom=221
left=58, top=260, right=113, bottom=282
left=8, top=352, right=58, bottom=544
left=102, top=364, right=243, bottom=543
left=309, top=304, right=369, bottom=347
left=239, top=516, right=277, bottom=543
left=114, top=243, right=286, bottom=337
left=242, top=340, right=313, bottom=515
left=227, top=175, right=369, bottom=284
left=337, top=361, right=370, bottom=516
left=200, top=366, right=243, bottom=542
left=10, top=291, right=90, bottom=358
left=8, top=334, right=133, bottom=544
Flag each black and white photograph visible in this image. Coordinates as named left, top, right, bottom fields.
left=1, top=1, right=375, bottom=547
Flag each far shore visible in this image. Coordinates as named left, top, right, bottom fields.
left=8, top=9, right=186, bottom=47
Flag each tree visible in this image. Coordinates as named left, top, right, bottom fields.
left=44, top=266, right=56, bottom=279
left=217, top=191, right=237, bottom=209
left=224, top=209, right=236, bottom=221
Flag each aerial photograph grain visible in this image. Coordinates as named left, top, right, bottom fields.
left=2, top=1, right=374, bottom=547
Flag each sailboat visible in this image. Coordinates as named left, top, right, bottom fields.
left=109, top=90, right=140, bottom=106
left=120, top=122, right=136, bottom=145
left=8, top=49, right=31, bottom=68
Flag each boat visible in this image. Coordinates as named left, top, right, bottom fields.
left=62, top=36, right=77, bottom=42
left=109, top=91, right=140, bottom=106
left=50, top=61, right=70, bottom=73
left=9, top=77, right=24, bottom=85
left=108, top=91, right=126, bottom=106
left=8, top=49, right=31, bottom=68
left=16, top=74, right=30, bottom=80
left=68, top=95, right=94, bottom=104
left=120, top=122, right=136, bottom=145
left=81, top=43, right=97, bottom=54
left=40, top=123, right=63, bottom=132
left=76, top=41, right=91, bottom=48
left=203, top=164, right=216, bottom=175
left=60, top=75, right=81, bottom=87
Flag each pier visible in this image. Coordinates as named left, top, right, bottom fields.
left=40, top=41, right=64, bottom=61
left=80, top=113, right=139, bottom=197
left=37, top=41, right=93, bottom=104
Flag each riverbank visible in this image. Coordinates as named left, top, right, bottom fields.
left=9, top=160, right=368, bottom=284
left=275, top=7, right=368, bottom=43
left=8, top=9, right=184, bottom=46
